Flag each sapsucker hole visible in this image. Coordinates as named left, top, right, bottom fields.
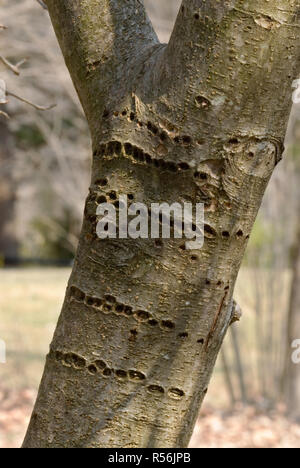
left=136, top=310, right=151, bottom=321
left=108, top=191, right=117, bottom=200
left=116, top=369, right=127, bottom=379
left=148, top=385, right=165, bottom=394
left=129, top=370, right=146, bottom=381
left=222, top=231, right=230, bottom=239
left=197, top=338, right=204, bottom=344
left=161, top=320, right=175, bottom=330
left=103, top=368, right=113, bottom=377
left=105, top=295, right=116, bottom=304
left=94, top=360, right=106, bottom=370
left=145, top=153, right=152, bottom=164
left=96, top=178, right=108, bottom=187
left=148, top=319, right=159, bottom=326
left=103, top=304, right=112, bottom=313
left=124, top=306, right=133, bottom=316
left=125, top=142, right=133, bottom=155
left=237, top=230, right=244, bottom=237
left=71, top=286, right=85, bottom=302
left=178, top=162, right=190, bottom=171
left=196, top=95, right=211, bottom=108
left=155, top=239, right=163, bottom=248
left=97, top=195, right=107, bottom=204
left=129, top=329, right=138, bottom=341
left=182, top=135, right=192, bottom=145
left=178, top=332, right=188, bottom=339
left=204, top=224, right=217, bottom=238
left=168, top=388, right=185, bottom=399
left=86, top=297, right=95, bottom=306
left=160, top=131, right=168, bottom=141
left=166, top=161, right=178, bottom=172
left=115, top=304, right=125, bottom=314
left=55, top=351, right=63, bottom=362
left=88, top=364, right=98, bottom=375
left=70, top=354, right=86, bottom=369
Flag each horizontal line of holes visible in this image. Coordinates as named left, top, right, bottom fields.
left=69, top=287, right=176, bottom=330
left=52, top=350, right=185, bottom=400
left=102, top=110, right=199, bottom=146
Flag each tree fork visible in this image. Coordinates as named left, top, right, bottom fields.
left=23, top=0, right=300, bottom=448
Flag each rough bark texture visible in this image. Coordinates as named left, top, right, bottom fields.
left=23, top=0, right=300, bottom=448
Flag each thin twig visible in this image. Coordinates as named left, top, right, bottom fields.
left=0, top=55, right=21, bottom=75
left=7, top=91, right=56, bottom=111
left=36, top=0, right=48, bottom=10
left=0, top=110, right=9, bottom=119
left=16, top=58, right=28, bottom=69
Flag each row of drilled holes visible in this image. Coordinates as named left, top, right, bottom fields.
left=93, top=141, right=237, bottom=202
left=94, top=141, right=192, bottom=173
left=70, top=286, right=176, bottom=331
left=51, top=349, right=185, bottom=400
left=69, top=287, right=208, bottom=345
left=87, top=192, right=245, bottom=244
left=102, top=109, right=205, bottom=147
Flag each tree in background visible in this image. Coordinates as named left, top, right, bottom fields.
left=23, top=0, right=300, bottom=448
left=284, top=116, right=300, bottom=421
left=0, top=0, right=90, bottom=262
left=0, top=119, right=18, bottom=261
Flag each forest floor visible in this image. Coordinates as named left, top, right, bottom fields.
left=1, top=386, right=299, bottom=448
left=0, top=268, right=299, bottom=448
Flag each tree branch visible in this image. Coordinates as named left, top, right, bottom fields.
left=162, top=0, right=300, bottom=139
left=45, top=0, right=159, bottom=128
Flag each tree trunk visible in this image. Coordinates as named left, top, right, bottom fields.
left=23, top=0, right=300, bottom=448
left=285, top=225, right=300, bottom=421
left=0, top=119, right=18, bottom=261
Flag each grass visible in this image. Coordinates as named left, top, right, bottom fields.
left=0, top=268, right=70, bottom=390
left=0, top=267, right=291, bottom=408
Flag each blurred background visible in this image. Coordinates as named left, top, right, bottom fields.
left=0, top=0, right=299, bottom=448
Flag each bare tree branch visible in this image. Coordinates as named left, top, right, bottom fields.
left=36, top=0, right=48, bottom=10
left=7, top=90, right=56, bottom=111
left=45, top=0, right=159, bottom=126
left=162, top=0, right=300, bottom=140
left=0, top=110, right=9, bottom=119
left=0, top=55, right=22, bottom=75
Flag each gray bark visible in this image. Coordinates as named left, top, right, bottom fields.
left=23, top=0, right=300, bottom=448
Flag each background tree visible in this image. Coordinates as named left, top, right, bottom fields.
left=283, top=116, right=300, bottom=421
left=23, top=0, right=300, bottom=448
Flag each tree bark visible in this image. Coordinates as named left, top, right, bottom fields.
left=23, top=0, right=300, bottom=448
